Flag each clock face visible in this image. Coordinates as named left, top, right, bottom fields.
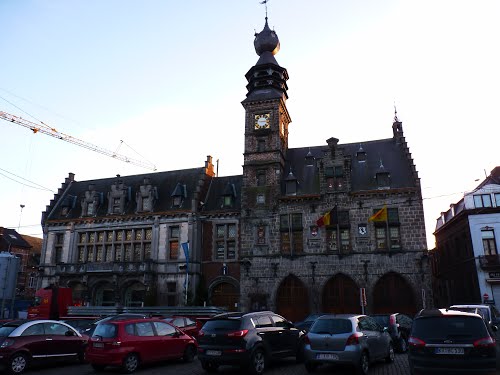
left=254, top=113, right=270, bottom=129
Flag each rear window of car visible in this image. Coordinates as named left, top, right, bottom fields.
left=310, top=318, right=352, bottom=334
left=413, top=316, right=488, bottom=340
left=202, top=319, right=241, bottom=332
left=93, top=323, right=117, bottom=338
left=371, top=316, right=390, bottom=326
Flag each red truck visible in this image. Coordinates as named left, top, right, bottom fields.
left=27, top=286, right=81, bottom=319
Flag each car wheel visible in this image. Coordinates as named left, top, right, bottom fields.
left=91, top=364, right=106, bottom=372
left=201, top=360, right=219, bottom=373
left=183, top=344, right=196, bottom=363
left=385, top=343, right=395, bottom=363
left=121, top=353, right=139, bottom=373
left=305, top=361, right=318, bottom=373
left=8, top=353, right=28, bottom=375
left=356, top=351, right=369, bottom=375
left=248, top=348, right=266, bottom=375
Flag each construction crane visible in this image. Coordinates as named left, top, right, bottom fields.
left=0, top=110, right=157, bottom=171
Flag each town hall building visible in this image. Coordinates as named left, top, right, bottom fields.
left=38, top=17, right=431, bottom=321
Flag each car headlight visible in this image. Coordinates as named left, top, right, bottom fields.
left=0, top=339, right=14, bottom=348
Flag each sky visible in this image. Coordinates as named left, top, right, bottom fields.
left=0, top=0, right=498, bottom=249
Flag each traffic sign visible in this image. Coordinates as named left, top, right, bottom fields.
left=483, top=293, right=489, bottom=301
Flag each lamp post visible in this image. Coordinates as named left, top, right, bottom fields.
left=18, top=204, right=25, bottom=232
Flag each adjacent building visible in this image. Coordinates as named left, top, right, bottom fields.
left=38, top=17, right=432, bottom=320
left=431, top=167, right=500, bottom=309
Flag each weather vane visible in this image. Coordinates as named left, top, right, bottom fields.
left=260, top=0, right=269, bottom=18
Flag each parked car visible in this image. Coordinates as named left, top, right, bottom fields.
left=408, top=308, right=497, bottom=375
left=0, top=319, right=88, bottom=374
left=86, top=316, right=197, bottom=373
left=370, top=313, right=413, bottom=352
left=448, top=304, right=500, bottom=338
left=294, top=313, right=326, bottom=332
left=303, top=314, right=394, bottom=375
left=163, top=316, right=203, bottom=338
left=197, top=311, right=305, bottom=375
left=80, top=313, right=148, bottom=337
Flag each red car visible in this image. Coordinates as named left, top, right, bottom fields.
left=0, top=319, right=87, bottom=374
left=86, top=317, right=197, bottom=373
left=163, top=316, right=203, bottom=338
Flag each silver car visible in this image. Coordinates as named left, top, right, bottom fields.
left=303, top=314, right=394, bottom=375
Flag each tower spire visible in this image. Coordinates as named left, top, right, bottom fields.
left=260, top=0, right=269, bottom=19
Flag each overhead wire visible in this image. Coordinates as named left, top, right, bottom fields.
left=0, top=167, right=55, bottom=192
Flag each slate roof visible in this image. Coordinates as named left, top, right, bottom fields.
left=44, top=167, right=209, bottom=221
left=201, top=175, right=242, bottom=213
left=284, top=137, right=417, bottom=195
left=0, top=227, right=32, bottom=249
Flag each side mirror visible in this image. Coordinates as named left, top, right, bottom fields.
left=383, top=327, right=388, bottom=332
left=491, top=325, right=498, bottom=332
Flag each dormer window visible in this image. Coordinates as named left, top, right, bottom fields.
left=222, top=183, right=236, bottom=208
left=61, top=195, right=76, bottom=216
left=356, top=145, right=367, bottom=162
left=81, top=184, right=101, bottom=217
left=171, top=183, right=187, bottom=208
left=285, top=168, right=298, bottom=196
left=376, top=172, right=391, bottom=189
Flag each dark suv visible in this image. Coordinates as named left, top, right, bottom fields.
left=197, top=311, right=304, bottom=375
left=408, top=308, right=498, bottom=375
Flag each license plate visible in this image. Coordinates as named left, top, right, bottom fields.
left=435, top=347, right=464, bottom=355
left=93, top=343, right=104, bottom=348
left=317, top=353, right=339, bottom=360
left=206, top=350, right=222, bottom=356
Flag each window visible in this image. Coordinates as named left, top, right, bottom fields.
left=166, top=282, right=177, bottom=306
left=372, top=208, right=401, bottom=250
left=153, top=321, right=176, bottom=336
left=54, top=233, right=64, bottom=264
left=280, top=213, right=303, bottom=255
left=257, top=225, right=266, bottom=245
left=169, top=226, right=179, bottom=260
left=223, top=195, right=232, bottom=207
left=326, top=228, right=350, bottom=253
left=257, top=139, right=265, bottom=152
left=256, top=194, right=265, bottom=204
left=257, top=171, right=266, bottom=186
left=112, top=198, right=121, bottom=213
left=215, top=223, right=237, bottom=260
left=21, top=323, right=44, bottom=336
left=76, top=228, right=152, bottom=263
left=474, top=194, right=492, bottom=208
left=495, top=193, right=500, bottom=207
left=482, top=230, right=498, bottom=256
left=376, top=172, right=390, bottom=188
left=135, top=322, right=155, bottom=336
left=28, top=274, right=37, bottom=289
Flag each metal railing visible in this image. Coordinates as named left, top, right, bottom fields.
left=478, top=255, right=500, bottom=269
left=56, top=261, right=156, bottom=275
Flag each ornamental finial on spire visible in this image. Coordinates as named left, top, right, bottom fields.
left=254, top=0, right=280, bottom=56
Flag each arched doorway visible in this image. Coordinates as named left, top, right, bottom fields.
left=93, top=282, right=115, bottom=306
left=275, top=275, right=309, bottom=322
left=322, top=274, right=360, bottom=314
left=372, top=272, right=416, bottom=315
left=211, top=282, right=239, bottom=312
left=124, top=282, right=146, bottom=307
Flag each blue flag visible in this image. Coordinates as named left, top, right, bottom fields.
left=181, top=242, right=189, bottom=269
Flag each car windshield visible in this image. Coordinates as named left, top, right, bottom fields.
left=450, top=307, right=488, bottom=320
left=310, top=318, right=352, bottom=334
left=0, top=326, right=18, bottom=337
left=413, top=316, right=488, bottom=340
left=202, top=319, right=241, bottom=332
left=92, top=323, right=117, bottom=338
left=371, top=315, right=390, bottom=326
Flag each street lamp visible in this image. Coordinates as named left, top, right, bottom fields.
left=18, top=204, right=25, bottom=232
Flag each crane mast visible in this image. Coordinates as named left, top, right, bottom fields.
left=0, top=111, right=156, bottom=171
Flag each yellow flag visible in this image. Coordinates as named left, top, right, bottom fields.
left=368, top=205, right=387, bottom=222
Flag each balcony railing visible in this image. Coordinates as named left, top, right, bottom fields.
left=478, top=255, right=500, bottom=269
left=56, top=261, right=156, bottom=275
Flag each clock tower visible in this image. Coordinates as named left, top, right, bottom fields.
left=241, top=17, right=290, bottom=225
